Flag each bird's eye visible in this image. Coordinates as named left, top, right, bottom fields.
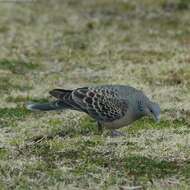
left=150, top=109, right=153, bottom=113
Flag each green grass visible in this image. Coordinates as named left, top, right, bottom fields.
left=0, top=0, right=190, bottom=189
left=0, top=107, right=30, bottom=119
left=0, top=59, right=40, bottom=74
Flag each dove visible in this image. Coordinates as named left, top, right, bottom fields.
left=27, top=85, right=160, bottom=136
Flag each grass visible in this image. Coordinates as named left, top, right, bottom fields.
left=0, top=0, right=190, bottom=189
left=0, top=59, right=40, bottom=74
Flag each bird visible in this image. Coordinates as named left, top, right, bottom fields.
left=26, top=85, right=160, bottom=136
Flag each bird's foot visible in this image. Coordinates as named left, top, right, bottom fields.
left=97, top=122, right=103, bottom=135
left=110, top=130, right=126, bottom=137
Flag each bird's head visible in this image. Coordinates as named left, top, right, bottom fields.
left=137, top=98, right=160, bottom=122
left=146, top=101, right=161, bottom=122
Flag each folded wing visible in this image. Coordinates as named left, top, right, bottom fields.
left=50, top=87, right=128, bottom=122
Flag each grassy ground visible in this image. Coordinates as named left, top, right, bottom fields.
left=0, top=0, right=190, bottom=189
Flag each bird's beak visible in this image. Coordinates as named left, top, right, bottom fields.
left=154, top=114, right=160, bottom=123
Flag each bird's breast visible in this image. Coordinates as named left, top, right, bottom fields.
left=102, top=112, right=135, bottom=130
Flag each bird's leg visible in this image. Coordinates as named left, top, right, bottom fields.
left=110, top=130, right=126, bottom=137
left=97, top=122, right=103, bottom=134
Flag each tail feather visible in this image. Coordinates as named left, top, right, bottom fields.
left=26, top=101, right=65, bottom=111
left=27, top=88, right=79, bottom=112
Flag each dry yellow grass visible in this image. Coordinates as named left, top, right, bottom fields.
left=0, top=0, right=190, bottom=189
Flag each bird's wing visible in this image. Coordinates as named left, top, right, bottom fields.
left=72, top=87, right=128, bottom=122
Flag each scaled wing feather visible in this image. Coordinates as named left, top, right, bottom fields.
left=72, top=87, right=128, bottom=122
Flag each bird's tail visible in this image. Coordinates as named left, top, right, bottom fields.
left=26, top=101, right=66, bottom=111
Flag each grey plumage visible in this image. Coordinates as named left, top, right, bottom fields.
left=27, top=85, right=160, bottom=132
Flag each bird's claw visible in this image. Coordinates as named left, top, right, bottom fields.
left=110, top=130, right=126, bottom=137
